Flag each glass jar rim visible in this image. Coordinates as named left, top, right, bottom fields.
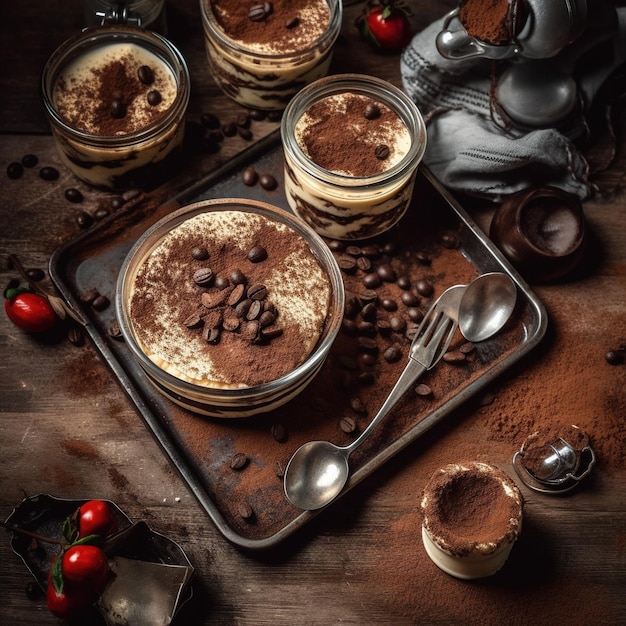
left=281, top=73, right=427, bottom=188
left=200, top=0, right=342, bottom=62
left=41, top=25, right=190, bottom=146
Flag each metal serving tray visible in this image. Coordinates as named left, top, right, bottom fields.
left=50, top=131, right=547, bottom=550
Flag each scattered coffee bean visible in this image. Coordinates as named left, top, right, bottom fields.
left=381, top=298, right=397, bottom=312
left=7, top=162, right=23, bottom=179
left=215, top=275, right=230, bottom=289
left=242, top=166, right=258, bottom=186
left=183, top=313, right=203, bottom=329
left=605, top=349, right=624, bottom=365
left=248, top=245, right=267, bottom=263
left=408, top=308, right=423, bottom=322
left=25, top=268, right=45, bottom=282
left=361, top=302, right=377, bottom=322
left=286, top=16, right=300, bottom=28
left=441, top=232, right=460, bottom=249
left=234, top=298, right=252, bottom=318
left=416, top=251, right=431, bottom=265
left=443, top=350, right=466, bottom=363
left=39, top=166, right=59, bottom=181
left=110, top=197, right=125, bottom=211
left=238, top=127, right=253, bottom=141
left=358, top=352, right=377, bottom=368
left=65, top=188, right=83, bottom=203
left=337, top=255, right=357, bottom=273
left=92, top=294, right=110, bottom=311
left=21, top=154, right=39, bottom=168
left=122, top=188, right=141, bottom=203
left=237, top=501, right=254, bottom=520
left=248, top=109, right=266, bottom=121
left=345, top=245, right=361, bottom=256
left=364, top=103, right=381, bottom=120
left=259, top=310, right=276, bottom=327
left=459, top=342, right=475, bottom=354
left=358, top=321, right=377, bottom=337
left=246, top=300, right=262, bottom=320
left=110, top=99, right=126, bottom=119
left=401, top=291, right=420, bottom=307
left=230, top=269, right=247, bottom=285
left=415, top=383, right=432, bottom=397
left=193, top=267, right=214, bottom=287
left=137, top=64, right=155, bottom=85
left=339, top=416, right=357, bottom=434
left=357, top=371, right=375, bottom=386
left=227, top=283, right=246, bottom=306
left=80, top=288, right=100, bottom=304
left=76, top=211, right=93, bottom=229
left=247, top=284, right=267, bottom=300
left=356, top=256, right=371, bottom=271
left=268, top=110, right=282, bottom=122
left=202, top=289, right=229, bottom=309
left=108, top=320, right=123, bottom=340
left=270, top=422, right=287, bottom=442
left=478, top=391, right=496, bottom=406
left=222, top=121, right=237, bottom=136
left=203, top=327, right=221, bottom=343
left=363, top=273, right=381, bottom=289
left=397, top=275, right=411, bottom=290
left=383, top=345, right=402, bottom=363
left=376, top=319, right=391, bottom=335
left=230, top=452, right=249, bottom=470
left=375, top=144, right=390, bottom=160
left=259, top=173, right=277, bottom=190
left=94, top=206, right=110, bottom=221
left=191, top=246, right=210, bottom=261
left=201, top=112, right=220, bottom=129
left=249, top=2, right=272, bottom=21
left=67, top=327, right=85, bottom=347
left=359, top=289, right=378, bottom=303
left=389, top=316, right=406, bottom=332
left=377, top=264, right=396, bottom=282
left=415, top=279, right=434, bottom=297
left=236, top=112, right=250, bottom=128
left=350, top=396, right=367, bottom=415
left=342, top=318, right=358, bottom=335
left=147, top=90, right=162, bottom=106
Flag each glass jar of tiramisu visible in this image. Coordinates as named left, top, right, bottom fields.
left=199, top=0, right=342, bottom=110
left=281, top=74, right=427, bottom=240
left=41, top=26, right=189, bottom=191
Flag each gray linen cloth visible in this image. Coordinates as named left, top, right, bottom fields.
left=400, top=9, right=626, bottom=201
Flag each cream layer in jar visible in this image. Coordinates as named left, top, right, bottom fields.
left=200, top=0, right=342, bottom=110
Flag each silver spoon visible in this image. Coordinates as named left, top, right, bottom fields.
left=284, top=273, right=517, bottom=511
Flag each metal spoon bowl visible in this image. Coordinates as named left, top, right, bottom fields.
left=284, top=273, right=517, bottom=511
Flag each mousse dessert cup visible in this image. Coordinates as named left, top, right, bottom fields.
left=421, top=461, right=523, bottom=579
left=281, top=74, right=427, bottom=240
left=200, top=0, right=342, bottom=110
left=116, top=198, right=344, bottom=417
left=41, top=26, right=189, bottom=190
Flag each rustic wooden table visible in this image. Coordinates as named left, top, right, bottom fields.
left=1, top=2, right=625, bottom=624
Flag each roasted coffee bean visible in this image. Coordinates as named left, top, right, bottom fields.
left=237, top=501, right=254, bottom=520
left=376, top=319, right=391, bottom=335
left=338, top=354, right=358, bottom=370
left=183, top=313, right=203, bottom=329
left=357, top=321, right=377, bottom=337
left=401, top=291, right=420, bottom=307
left=191, top=246, right=209, bottom=261
left=383, top=345, right=402, bottom=363
left=358, top=352, right=377, bottom=368
left=137, top=64, right=155, bottom=85
left=381, top=298, right=397, bottom=312
left=441, top=232, right=460, bottom=249
left=350, top=396, right=367, bottom=415
left=357, top=371, right=375, bottom=386
left=246, top=299, right=262, bottom=320
left=230, top=269, right=247, bottom=285
left=67, top=327, right=85, bottom=347
left=259, top=310, right=276, bottom=327
left=259, top=173, right=277, bottom=190
left=65, top=188, right=83, bottom=203
left=377, top=263, right=396, bottom=282
left=327, top=239, right=344, bottom=252
left=383, top=241, right=397, bottom=255
left=358, top=337, right=378, bottom=352
left=405, top=322, right=420, bottom=341
left=286, top=16, right=300, bottom=28
left=478, top=392, right=496, bottom=406
left=364, top=103, right=381, bottom=120
left=361, top=244, right=382, bottom=258
left=248, top=108, right=266, bottom=121
left=25, top=268, right=45, bottom=282
left=243, top=319, right=261, bottom=341
left=267, top=110, right=282, bottom=122
left=236, top=112, right=250, bottom=128
left=110, top=197, right=125, bottom=211
left=415, top=383, right=432, bottom=397
left=249, top=2, right=272, bottom=21
left=92, top=294, right=110, bottom=311
left=408, top=307, right=423, bottom=322
left=605, top=349, right=624, bottom=365
left=416, top=251, right=431, bottom=265
left=344, top=296, right=360, bottom=319
left=363, top=273, right=381, bottom=289
left=203, top=309, right=223, bottom=329
left=230, top=452, right=248, bottom=470
left=203, top=326, right=221, bottom=343
left=238, top=126, right=253, bottom=140
left=201, top=290, right=229, bottom=309
left=459, top=342, right=476, bottom=354
left=201, top=112, right=220, bottom=129
left=234, top=298, right=252, bottom=318
left=247, top=284, right=267, bottom=300
left=389, top=316, right=406, bottom=333
left=345, top=245, right=362, bottom=257
left=222, top=313, right=241, bottom=332
left=415, top=279, right=434, bottom=297
left=337, top=255, right=357, bottom=272
left=94, top=206, right=110, bottom=221
left=80, top=288, right=100, bottom=304
left=339, top=416, right=357, bottom=434
left=361, top=302, right=377, bottom=321
left=222, top=121, right=237, bottom=136
left=248, top=245, right=267, bottom=263
left=443, top=350, right=466, bottom=363
left=122, top=188, right=141, bottom=203
left=193, top=267, right=214, bottom=287
left=7, top=162, right=23, bottom=179
left=110, top=99, right=126, bottom=119
left=147, top=90, right=162, bottom=106
left=356, top=257, right=371, bottom=271
left=359, top=289, right=377, bottom=303
left=227, top=283, right=246, bottom=306
left=242, top=166, right=258, bottom=186
left=397, top=275, right=411, bottom=290
left=76, top=211, right=93, bottom=229
left=260, top=326, right=283, bottom=340
left=375, top=144, right=390, bottom=160
left=341, top=318, right=358, bottom=336
left=21, top=154, right=38, bottom=168
left=215, top=275, right=230, bottom=289
left=270, top=422, right=287, bottom=442
left=39, top=166, right=59, bottom=181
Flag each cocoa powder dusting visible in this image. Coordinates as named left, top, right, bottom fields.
left=459, top=0, right=527, bottom=45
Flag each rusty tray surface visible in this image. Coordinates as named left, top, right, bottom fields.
left=50, top=131, right=547, bottom=550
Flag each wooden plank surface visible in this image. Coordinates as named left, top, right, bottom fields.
left=1, top=1, right=625, bottom=624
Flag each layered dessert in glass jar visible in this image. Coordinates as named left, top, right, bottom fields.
left=41, top=26, right=189, bottom=190
left=200, top=0, right=342, bottom=110
left=281, top=74, right=427, bottom=240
